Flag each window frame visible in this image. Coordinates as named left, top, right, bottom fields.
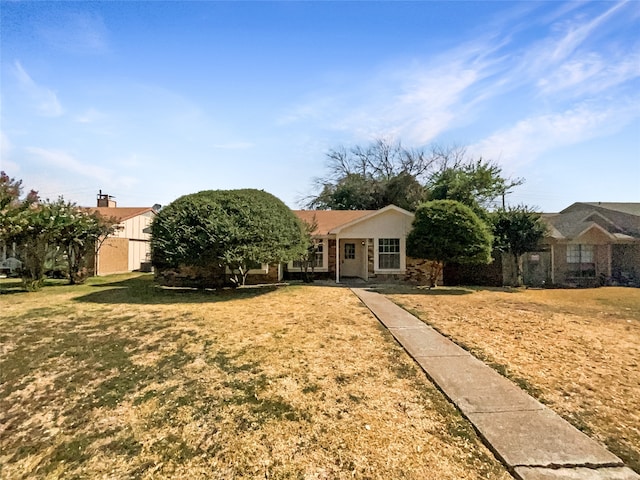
left=566, top=244, right=596, bottom=278
left=378, top=238, right=401, bottom=270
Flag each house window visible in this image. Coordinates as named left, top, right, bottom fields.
left=293, top=240, right=324, bottom=269
left=314, top=241, right=324, bottom=268
left=566, top=244, right=593, bottom=263
left=345, top=243, right=355, bottom=259
left=566, top=244, right=595, bottom=277
left=379, top=238, right=400, bottom=269
left=246, top=260, right=263, bottom=270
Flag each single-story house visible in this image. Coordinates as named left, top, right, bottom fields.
left=157, top=204, right=440, bottom=287
left=87, top=192, right=156, bottom=276
left=522, top=202, right=640, bottom=287
left=288, top=205, right=439, bottom=284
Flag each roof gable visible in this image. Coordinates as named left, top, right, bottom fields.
left=293, top=205, right=414, bottom=236
left=545, top=202, right=640, bottom=239
left=328, top=205, right=414, bottom=234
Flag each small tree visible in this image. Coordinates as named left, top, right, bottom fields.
left=296, top=215, right=319, bottom=283
left=152, top=189, right=308, bottom=288
left=491, top=206, right=547, bottom=286
left=54, top=200, right=118, bottom=284
left=407, top=200, right=493, bottom=288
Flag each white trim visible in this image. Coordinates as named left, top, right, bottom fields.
left=574, top=222, right=616, bottom=240
left=374, top=236, right=406, bottom=274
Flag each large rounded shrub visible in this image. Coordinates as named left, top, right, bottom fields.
left=407, top=199, right=493, bottom=287
left=151, top=189, right=307, bottom=287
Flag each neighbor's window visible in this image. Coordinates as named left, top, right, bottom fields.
left=378, top=238, right=400, bottom=269
left=566, top=244, right=594, bottom=263
left=345, top=243, right=355, bottom=260
left=566, top=244, right=595, bottom=277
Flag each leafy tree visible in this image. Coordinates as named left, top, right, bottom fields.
left=491, top=206, right=547, bottom=286
left=8, top=200, right=62, bottom=290
left=151, top=189, right=308, bottom=287
left=305, top=141, right=521, bottom=214
left=2, top=172, right=118, bottom=289
left=53, top=199, right=118, bottom=284
left=428, top=158, right=523, bottom=216
left=0, top=171, right=38, bottom=243
left=306, top=139, right=431, bottom=211
left=407, top=200, right=493, bottom=288
left=295, top=215, right=320, bottom=283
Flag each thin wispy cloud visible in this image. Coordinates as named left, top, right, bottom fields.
left=38, top=12, right=109, bottom=55
left=26, top=147, right=110, bottom=181
left=0, top=131, right=19, bottom=173
left=13, top=61, right=64, bottom=117
left=547, top=1, right=627, bottom=64
left=75, top=108, right=105, bottom=124
left=538, top=51, right=640, bottom=97
left=469, top=100, right=637, bottom=169
left=212, top=142, right=254, bottom=150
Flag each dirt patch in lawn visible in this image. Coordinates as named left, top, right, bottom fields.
left=383, top=285, right=640, bottom=472
left=0, top=274, right=510, bottom=479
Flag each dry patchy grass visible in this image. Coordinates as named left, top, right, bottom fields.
left=0, top=274, right=510, bottom=479
left=383, top=285, right=640, bottom=472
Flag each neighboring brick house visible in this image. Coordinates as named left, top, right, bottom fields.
left=289, top=205, right=440, bottom=284
left=522, top=202, right=640, bottom=287
left=87, top=192, right=156, bottom=276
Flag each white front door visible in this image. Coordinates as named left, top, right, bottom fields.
left=340, top=240, right=364, bottom=278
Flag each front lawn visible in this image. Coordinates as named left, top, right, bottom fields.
left=383, top=286, right=640, bottom=473
left=0, top=274, right=510, bottom=479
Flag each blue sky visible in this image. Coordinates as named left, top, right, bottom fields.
left=1, top=1, right=639, bottom=212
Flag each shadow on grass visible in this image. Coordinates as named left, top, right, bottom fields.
left=74, top=274, right=282, bottom=305
left=0, top=278, right=72, bottom=295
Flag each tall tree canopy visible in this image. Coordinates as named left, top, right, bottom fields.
left=151, top=189, right=308, bottom=287
left=491, top=206, right=548, bottom=286
left=428, top=159, right=523, bottom=217
left=305, top=140, right=521, bottom=213
left=407, top=200, right=493, bottom=287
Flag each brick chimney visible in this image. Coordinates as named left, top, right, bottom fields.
left=97, top=190, right=117, bottom=207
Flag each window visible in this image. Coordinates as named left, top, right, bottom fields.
left=246, top=260, right=263, bottom=270
left=313, top=241, right=324, bottom=268
left=566, top=244, right=595, bottom=278
left=293, top=240, right=324, bottom=269
left=345, top=243, right=355, bottom=259
left=566, top=244, right=593, bottom=263
left=378, top=238, right=400, bottom=269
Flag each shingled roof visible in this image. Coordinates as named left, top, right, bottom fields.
left=293, top=210, right=375, bottom=236
left=543, top=202, right=640, bottom=240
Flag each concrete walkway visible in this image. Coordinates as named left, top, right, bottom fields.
left=351, top=288, right=639, bottom=480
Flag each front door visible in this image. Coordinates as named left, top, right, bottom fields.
left=340, top=240, right=364, bottom=278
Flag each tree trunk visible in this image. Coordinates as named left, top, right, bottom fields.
left=428, top=261, right=444, bottom=289
left=514, top=253, right=523, bottom=287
